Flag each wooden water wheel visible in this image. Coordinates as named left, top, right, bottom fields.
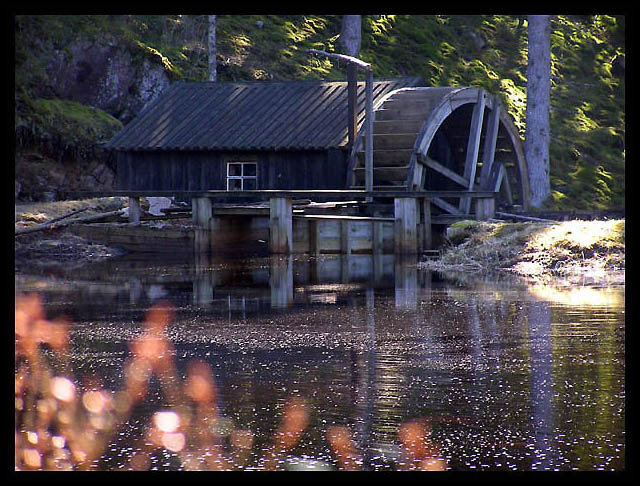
left=347, top=87, right=531, bottom=214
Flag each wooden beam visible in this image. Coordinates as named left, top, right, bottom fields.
left=459, top=89, right=486, bottom=214
left=67, top=189, right=499, bottom=200
left=307, top=49, right=372, bottom=70
left=500, top=166, right=514, bottom=206
left=496, top=211, right=555, bottom=223
left=294, top=214, right=393, bottom=222
left=422, top=155, right=470, bottom=188
left=15, top=206, right=91, bottom=236
left=431, top=197, right=463, bottom=215
left=479, top=96, right=501, bottom=189
left=15, top=208, right=121, bottom=236
left=347, top=64, right=358, bottom=149
left=488, top=162, right=506, bottom=192
left=365, top=69, right=374, bottom=202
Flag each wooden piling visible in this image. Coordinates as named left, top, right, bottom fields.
left=128, top=196, right=141, bottom=224
left=269, top=197, right=293, bottom=254
left=475, top=197, right=495, bottom=221
left=340, top=220, right=352, bottom=254
left=394, top=197, right=418, bottom=254
left=372, top=221, right=384, bottom=254
left=422, top=198, right=432, bottom=251
left=192, top=197, right=212, bottom=254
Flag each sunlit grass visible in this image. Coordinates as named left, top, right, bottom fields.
left=423, top=219, right=624, bottom=284
left=526, top=219, right=624, bottom=253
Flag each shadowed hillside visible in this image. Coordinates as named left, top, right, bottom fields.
left=14, top=15, right=624, bottom=209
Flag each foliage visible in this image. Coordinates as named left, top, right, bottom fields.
left=16, top=98, right=122, bottom=162
left=14, top=14, right=624, bottom=209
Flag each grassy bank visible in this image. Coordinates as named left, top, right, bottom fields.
left=422, top=219, right=625, bottom=285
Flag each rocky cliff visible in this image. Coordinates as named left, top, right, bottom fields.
left=15, top=16, right=172, bottom=200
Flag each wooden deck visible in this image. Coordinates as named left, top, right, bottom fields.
left=66, top=189, right=498, bottom=200
left=65, top=189, right=497, bottom=255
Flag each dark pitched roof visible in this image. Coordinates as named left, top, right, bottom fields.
left=105, top=78, right=423, bottom=151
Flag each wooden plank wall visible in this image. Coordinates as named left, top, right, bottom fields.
left=208, top=215, right=396, bottom=255
left=116, top=149, right=349, bottom=192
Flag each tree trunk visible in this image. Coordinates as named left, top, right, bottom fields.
left=339, top=15, right=361, bottom=57
left=208, top=15, right=217, bottom=82
left=524, top=15, right=552, bottom=208
left=340, top=16, right=361, bottom=149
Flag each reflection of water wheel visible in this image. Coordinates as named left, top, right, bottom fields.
left=348, top=87, right=531, bottom=213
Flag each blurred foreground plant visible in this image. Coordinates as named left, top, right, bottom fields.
left=15, top=295, right=447, bottom=471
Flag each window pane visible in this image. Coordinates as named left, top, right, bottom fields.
left=228, top=179, right=242, bottom=191
left=244, top=178, right=256, bottom=190
left=243, top=163, right=256, bottom=176
left=228, top=163, right=242, bottom=176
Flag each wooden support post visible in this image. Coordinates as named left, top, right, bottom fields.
left=309, top=219, right=320, bottom=255
left=128, top=196, right=141, bottom=224
left=488, top=162, right=506, bottom=192
left=347, top=64, right=358, bottom=149
left=192, top=197, right=212, bottom=254
left=372, top=221, right=384, bottom=254
left=475, top=197, right=496, bottom=221
left=365, top=69, right=374, bottom=202
left=394, top=197, right=418, bottom=255
left=422, top=198, right=432, bottom=251
left=269, top=197, right=292, bottom=254
left=192, top=197, right=212, bottom=226
left=341, top=254, right=350, bottom=283
left=460, top=89, right=486, bottom=214
left=479, top=96, right=501, bottom=189
left=340, top=220, right=352, bottom=254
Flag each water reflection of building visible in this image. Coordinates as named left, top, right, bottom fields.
left=193, top=254, right=410, bottom=311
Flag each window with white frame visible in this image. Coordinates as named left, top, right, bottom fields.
left=226, top=162, right=257, bottom=191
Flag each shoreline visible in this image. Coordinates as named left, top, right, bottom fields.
left=420, top=219, right=625, bottom=287
left=16, top=200, right=625, bottom=287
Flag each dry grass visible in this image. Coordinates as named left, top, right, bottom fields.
left=422, top=219, right=625, bottom=285
left=15, top=198, right=127, bottom=228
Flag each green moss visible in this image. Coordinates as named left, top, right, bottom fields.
left=19, top=98, right=122, bottom=161
left=134, top=41, right=183, bottom=79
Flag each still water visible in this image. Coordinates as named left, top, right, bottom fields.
left=15, top=253, right=625, bottom=471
